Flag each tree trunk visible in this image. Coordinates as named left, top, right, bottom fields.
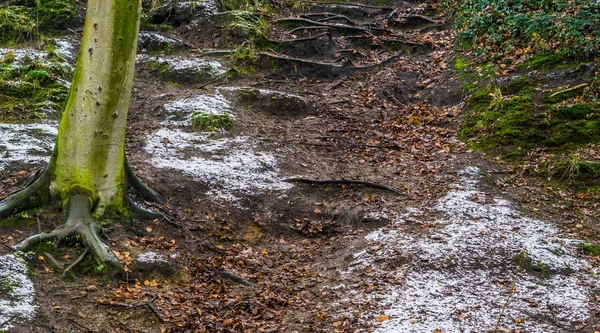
left=50, top=0, right=141, bottom=217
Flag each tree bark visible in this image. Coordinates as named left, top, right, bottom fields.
left=50, top=0, right=142, bottom=217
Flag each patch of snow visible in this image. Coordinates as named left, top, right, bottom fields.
left=0, top=123, right=57, bottom=171
left=0, top=47, right=73, bottom=70
left=137, top=252, right=168, bottom=263
left=360, top=167, right=594, bottom=332
left=53, top=38, right=78, bottom=62
left=162, top=94, right=232, bottom=126
left=144, top=128, right=291, bottom=201
left=139, top=31, right=180, bottom=45
left=168, top=57, right=226, bottom=76
left=219, top=86, right=309, bottom=103
left=0, top=254, right=36, bottom=330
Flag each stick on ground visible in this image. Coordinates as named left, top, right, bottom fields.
left=283, top=177, right=403, bottom=195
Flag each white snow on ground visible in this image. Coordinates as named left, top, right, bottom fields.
left=162, top=93, right=232, bottom=126
left=53, top=38, right=78, bottom=62
left=0, top=254, right=36, bottom=330
left=0, top=123, right=57, bottom=171
left=361, top=167, right=595, bottom=333
left=141, top=56, right=226, bottom=77
left=144, top=128, right=291, bottom=201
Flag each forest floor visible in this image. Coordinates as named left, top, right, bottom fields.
left=1, top=0, right=600, bottom=332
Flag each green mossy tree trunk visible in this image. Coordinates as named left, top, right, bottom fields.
left=50, top=0, right=141, bottom=216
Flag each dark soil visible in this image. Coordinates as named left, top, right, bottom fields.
left=1, top=0, right=600, bottom=332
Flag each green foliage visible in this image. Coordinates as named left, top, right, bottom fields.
left=226, top=11, right=269, bottom=45
left=230, top=44, right=258, bottom=74
left=36, top=0, right=78, bottom=30
left=191, top=113, right=234, bottom=132
left=461, top=75, right=600, bottom=162
left=579, top=242, right=600, bottom=257
left=0, top=6, right=36, bottom=45
left=217, top=0, right=268, bottom=12
left=444, top=0, right=600, bottom=62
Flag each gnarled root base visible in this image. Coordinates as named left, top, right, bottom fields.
left=0, top=160, right=171, bottom=276
left=16, top=194, right=123, bottom=272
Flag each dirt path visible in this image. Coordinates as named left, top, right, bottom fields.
left=1, top=0, right=599, bottom=332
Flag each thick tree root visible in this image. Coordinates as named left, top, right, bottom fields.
left=127, top=197, right=182, bottom=228
left=283, top=177, right=403, bottom=195
left=0, top=166, right=51, bottom=219
left=16, top=194, right=123, bottom=272
left=125, top=161, right=166, bottom=204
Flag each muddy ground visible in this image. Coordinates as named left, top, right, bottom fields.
left=1, top=0, right=600, bottom=332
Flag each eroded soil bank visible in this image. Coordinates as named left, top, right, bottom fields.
left=1, top=0, right=599, bottom=332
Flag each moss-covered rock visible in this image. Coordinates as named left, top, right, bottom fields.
left=0, top=6, right=35, bottom=45
left=461, top=75, right=600, bottom=162
left=0, top=50, right=70, bottom=121
left=37, top=0, right=78, bottom=31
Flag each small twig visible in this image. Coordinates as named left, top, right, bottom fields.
left=316, top=14, right=356, bottom=25
left=283, top=177, right=403, bottom=195
left=383, top=8, right=397, bottom=21
left=97, top=293, right=164, bottom=322
left=329, top=77, right=346, bottom=90
left=197, top=74, right=227, bottom=89
left=272, top=32, right=332, bottom=43
left=549, top=83, right=588, bottom=97
left=406, top=13, right=438, bottom=24
left=61, top=248, right=89, bottom=279
left=328, top=100, right=351, bottom=105
left=67, top=318, right=95, bottom=333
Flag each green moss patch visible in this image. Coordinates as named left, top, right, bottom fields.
left=0, top=6, right=35, bottom=45
left=37, top=0, right=78, bottom=31
left=0, top=52, right=70, bottom=121
left=578, top=242, right=600, bottom=257
left=191, top=113, right=234, bottom=132
left=461, top=75, right=600, bottom=162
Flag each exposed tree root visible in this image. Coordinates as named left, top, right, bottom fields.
left=219, top=270, right=257, bottom=290
left=259, top=50, right=410, bottom=77
left=276, top=17, right=386, bottom=33
left=126, top=197, right=183, bottom=229
left=61, top=248, right=89, bottom=280
left=271, top=32, right=332, bottom=43
left=300, top=12, right=356, bottom=25
left=16, top=194, right=123, bottom=272
left=125, top=161, right=166, bottom=204
left=1, top=158, right=172, bottom=276
left=299, top=1, right=394, bottom=11
left=0, top=165, right=52, bottom=219
left=44, top=252, right=82, bottom=283
left=283, top=177, right=403, bottom=195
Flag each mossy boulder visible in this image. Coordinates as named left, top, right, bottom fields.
left=0, top=50, right=70, bottom=121
left=460, top=75, right=600, bottom=161
left=37, top=0, right=78, bottom=31
left=0, top=6, right=35, bottom=45
left=149, top=1, right=216, bottom=27
left=219, top=87, right=315, bottom=116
